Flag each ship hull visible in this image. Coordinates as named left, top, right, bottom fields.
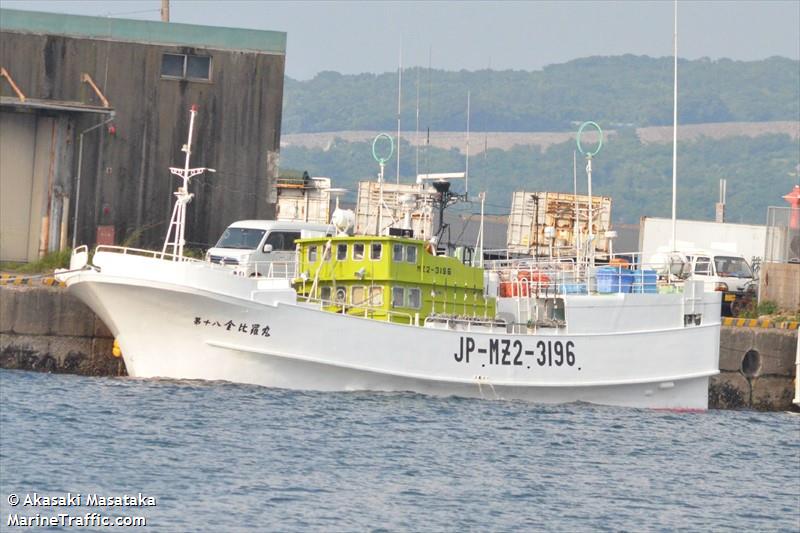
left=62, top=251, right=719, bottom=410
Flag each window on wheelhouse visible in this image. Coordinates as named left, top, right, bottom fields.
left=320, top=286, right=331, bottom=302
left=308, top=245, right=318, bottom=262
left=351, top=286, right=366, bottom=305
left=391, top=286, right=405, bottom=308
left=408, top=287, right=421, bottom=309
left=370, top=243, right=382, bottom=260
left=214, top=228, right=266, bottom=250
left=406, top=245, right=417, bottom=264
left=335, top=287, right=346, bottom=304
left=353, top=243, right=365, bottom=260
left=368, top=286, right=383, bottom=306
left=336, top=243, right=348, bottom=261
left=393, top=243, right=404, bottom=262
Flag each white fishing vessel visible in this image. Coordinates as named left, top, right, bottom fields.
left=57, top=106, right=720, bottom=410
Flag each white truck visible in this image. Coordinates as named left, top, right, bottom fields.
left=206, top=220, right=333, bottom=277
left=651, top=248, right=757, bottom=316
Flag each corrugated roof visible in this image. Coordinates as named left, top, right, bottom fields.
left=0, top=8, right=286, bottom=55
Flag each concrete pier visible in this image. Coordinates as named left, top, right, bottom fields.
left=0, top=285, right=126, bottom=376
left=1, top=284, right=797, bottom=409
left=710, top=326, right=798, bottom=411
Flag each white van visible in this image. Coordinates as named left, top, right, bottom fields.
left=683, top=250, right=756, bottom=315
left=206, top=220, right=333, bottom=277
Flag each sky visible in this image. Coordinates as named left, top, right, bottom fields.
left=2, top=0, right=799, bottom=79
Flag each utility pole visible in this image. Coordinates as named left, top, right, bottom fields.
left=161, top=0, right=170, bottom=22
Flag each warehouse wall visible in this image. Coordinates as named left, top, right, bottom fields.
left=0, top=31, right=285, bottom=250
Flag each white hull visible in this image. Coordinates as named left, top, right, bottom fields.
left=61, top=250, right=720, bottom=410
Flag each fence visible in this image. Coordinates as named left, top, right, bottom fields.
left=764, top=206, right=800, bottom=263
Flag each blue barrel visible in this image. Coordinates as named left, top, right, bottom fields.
left=620, top=270, right=634, bottom=293
left=597, top=267, right=634, bottom=293
left=632, top=269, right=658, bottom=293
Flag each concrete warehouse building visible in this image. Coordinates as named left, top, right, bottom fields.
left=0, top=9, right=286, bottom=262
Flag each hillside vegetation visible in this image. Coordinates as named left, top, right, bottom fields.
left=280, top=131, right=798, bottom=225
left=283, top=56, right=799, bottom=133
left=280, top=55, right=799, bottom=225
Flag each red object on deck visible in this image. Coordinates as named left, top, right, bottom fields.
left=783, top=185, right=800, bottom=230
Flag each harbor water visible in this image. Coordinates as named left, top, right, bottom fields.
left=1, top=369, right=798, bottom=531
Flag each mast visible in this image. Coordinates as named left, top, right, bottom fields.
left=576, top=121, right=603, bottom=271
left=415, top=68, right=420, bottom=180
left=476, top=191, right=485, bottom=267
left=396, top=40, right=402, bottom=184
left=465, top=90, right=471, bottom=196
left=162, top=105, right=214, bottom=259
left=573, top=150, right=579, bottom=263
left=671, top=0, right=679, bottom=251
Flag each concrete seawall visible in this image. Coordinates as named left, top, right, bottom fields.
left=0, top=286, right=126, bottom=376
left=710, top=326, right=798, bottom=411
left=1, top=285, right=797, bottom=410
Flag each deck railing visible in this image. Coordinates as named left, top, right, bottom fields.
left=297, top=295, right=417, bottom=324
left=485, top=252, right=677, bottom=298
left=91, top=245, right=297, bottom=280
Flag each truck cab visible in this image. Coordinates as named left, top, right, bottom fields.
left=685, top=251, right=756, bottom=316
left=206, top=220, right=334, bottom=277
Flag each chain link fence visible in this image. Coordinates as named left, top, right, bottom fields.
left=764, top=206, right=800, bottom=263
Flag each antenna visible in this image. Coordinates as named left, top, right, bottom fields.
left=396, top=39, right=402, bottom=184
left=475, top=191, right=486, bottom=267
left=577, top=121, right=603, bottom=270
left=671, top=0, right=678, bottom=252
left=415, top=68, right=420, bottom=180
left=162, top=105, right=215, bottom=259
left=715, top=178, right=727, bottom=223
left=372, top=133, right=394, bottom=236
left=465, top=90, right=471, bottom=196
left=573, top=149, right=579, bottom=263
left=426, top=45, right=432, bottom=178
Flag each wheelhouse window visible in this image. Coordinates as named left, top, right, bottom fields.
left=368, top=286, right=383, bottom=306
left=308, top=245, right=318, bottom=262
left=370, top=243, right=383, bottom=260
left=161, top=53, right=212, bottom=81
left=391, top=287, right=405, bottom=308
left=351, top=286, right=366, bottom=305
left=353, top=243, right=365, bottom=260
left=393, top=243, right=404, bottom=262
left=407, top=287, right=421, bottom=309
left=337, top=243, right=348, bottom=261
left=335, top=287, right=346, bottom=304
left=320, top=286, right=331, bottom=302
left=406, top=245, right=417, bottom=264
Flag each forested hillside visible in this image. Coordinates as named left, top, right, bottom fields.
left=279, top=55, right=799, bottom=225
left=282, top=56, right=799, bottom=133
left=280, top=131, right=798, bottom=225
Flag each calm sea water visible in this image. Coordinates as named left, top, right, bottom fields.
left=1, top=369, right=798, bottom=532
